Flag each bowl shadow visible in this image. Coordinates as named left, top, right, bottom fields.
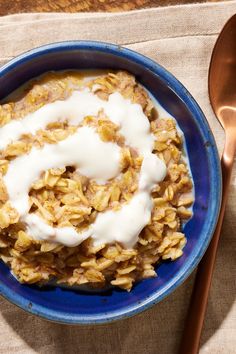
left=199, top=183, right=236, bottom=352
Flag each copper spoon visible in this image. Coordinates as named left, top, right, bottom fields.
left=179, top=14, right=236, bottom=354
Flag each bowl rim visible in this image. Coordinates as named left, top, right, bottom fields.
left=0, top=40, right=222, bottom=325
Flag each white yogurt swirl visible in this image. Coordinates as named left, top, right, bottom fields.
left=2, top=89, right=166, bottom=248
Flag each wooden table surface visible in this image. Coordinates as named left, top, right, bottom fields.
left=0, top=0, right=219, bottom=16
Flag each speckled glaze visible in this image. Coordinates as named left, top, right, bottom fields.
left=0, top=41, right=222, bottom=324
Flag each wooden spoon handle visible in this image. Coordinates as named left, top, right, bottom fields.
left=179, top=132, right=235, bottom=354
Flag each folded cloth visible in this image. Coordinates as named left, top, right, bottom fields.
left=0, top=1, right=235, bottom=353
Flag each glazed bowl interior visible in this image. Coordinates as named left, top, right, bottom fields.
left=0, top=41, right=221, bottom=324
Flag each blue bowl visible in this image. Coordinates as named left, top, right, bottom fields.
left=0, top=41, right=221, bottom=324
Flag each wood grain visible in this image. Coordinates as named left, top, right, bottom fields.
left=0, top=0, right=219, bottom=15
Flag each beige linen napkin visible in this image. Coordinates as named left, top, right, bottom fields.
left=0, top=1, right=236, bottom=353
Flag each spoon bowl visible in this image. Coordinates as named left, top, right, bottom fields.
left=209, top=14, right=236, bottom=129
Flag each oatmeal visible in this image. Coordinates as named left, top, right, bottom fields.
left=0, top=71, right=193, bottom=290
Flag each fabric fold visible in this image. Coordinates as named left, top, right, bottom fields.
left=0, top=2, right=235, bottom=353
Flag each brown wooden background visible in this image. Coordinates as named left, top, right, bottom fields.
left=0, top=0, right=219, bottom=15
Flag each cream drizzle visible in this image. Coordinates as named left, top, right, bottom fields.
left=2, top=88, right=167, bottom=248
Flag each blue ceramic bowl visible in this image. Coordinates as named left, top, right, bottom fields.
left=0, top=41, right=221, bottom=324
